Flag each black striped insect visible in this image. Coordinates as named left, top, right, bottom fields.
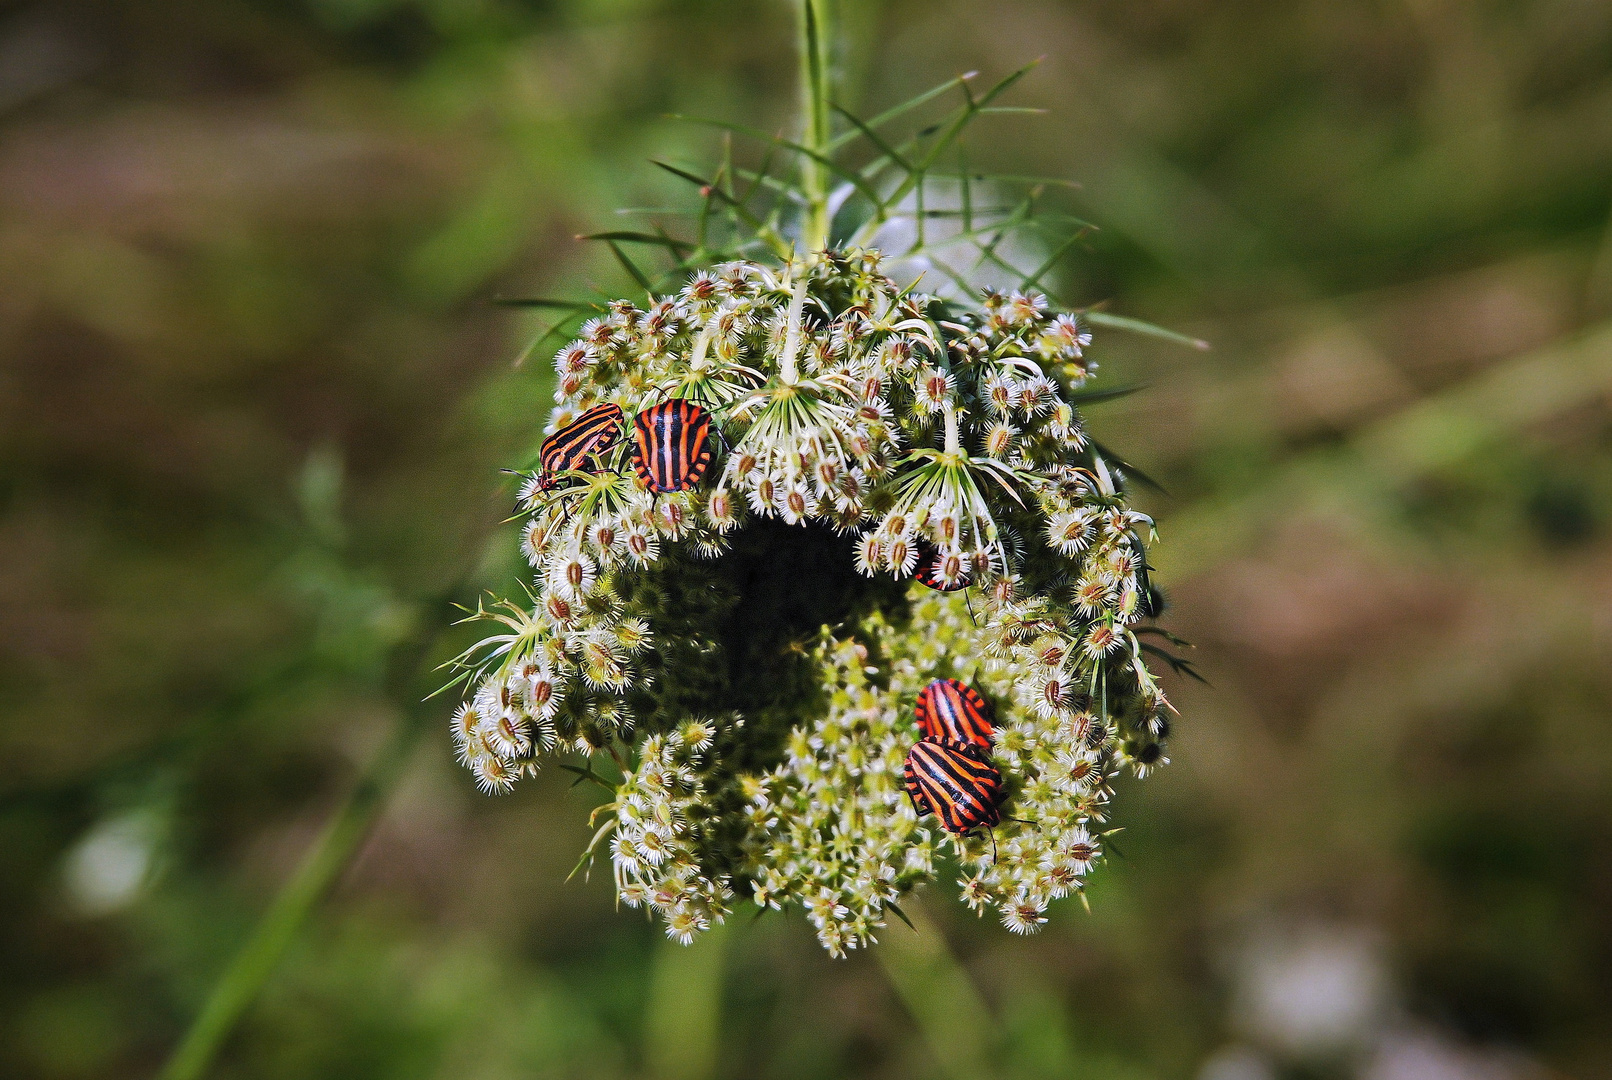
left=630, top=400, right=715, bottom=493
left=537, top=403, right=624, bottom=490
left=903, top=739, right=1005, bottom=834
left=913, top=540, right=968, bottom=592
left=915, top=678, right=995, bottom=748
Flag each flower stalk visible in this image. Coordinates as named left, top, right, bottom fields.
left=798, top=0, right=834, bottom=252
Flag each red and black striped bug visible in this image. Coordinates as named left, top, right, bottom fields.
left=915, top=678, right=995, bottom=749
left=903, top=739, right=1005, bottom=834
left=537, top=403, right=624, bottom=490
left=913, top=540, right=968, bottom=592
left=630, top=400, right=715, bottom=493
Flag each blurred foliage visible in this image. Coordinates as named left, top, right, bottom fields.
left=1, top=1, right=1610, bottom=1079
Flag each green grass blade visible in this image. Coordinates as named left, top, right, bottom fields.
left=738, top=143, right=780, bottom=206
left=653, top=160, right=793, bottom=258
left=958, top=148, right=972, bottom=233
left=513, top=316, right=586, bottom=368
left=901, top=61, right=1041, bottom=197
left=671, top=115, right=886, bottom=212
left=876, top=902, right=998, bottom=1080
left=154, top=593, right=461, bottom=1080
left=833, top=102, right=912, bottom=171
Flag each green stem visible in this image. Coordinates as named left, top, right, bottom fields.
left=156, top=601, right=456, bottom=1080
left=643, top=920, right=730, bottom=1080
left=798, top=0, right=833, bottom=252
left=157, top=721, right=423, bottom=1080
left=877, top=901, right=999, bottom=1079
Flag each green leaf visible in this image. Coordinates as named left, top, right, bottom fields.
left=734, top=166, right=804, bottom=204
left=899, top=61, right=1041, bottom=201
left=833, top=102, right=912, bottom=171
left=958, top=148, right=973, bottom=232
left=976, top=173, right=1082, bottom=190
left=1082, top=310, right=1210, bottom=351
left=491, top=296, right=589, bottom=309
left=1089, top=438, right=1168, bottom=495
left=565, top=819, right=618, bottom=882
left=826, top=71, right=977, bottom=152
left=606, top=240, right=654, bottom=294
left=652, top=160, right=793, bottom=259
left=738, top=143, right=780, bottom=205
left=1020, top=229, right=1086, bottom=291
left=671, top=115, right=887, bottom=213
left=1065, top=383, right=1148, bottom=406
left=580, top=231, right=694, bottom=253
left=845, top=62, right=1044, bottom=249
left=1139, top=643, right=1210, bottom=685
left=1134, top=625, right=1195, bottom=649
left=912, top=253, right=981, bottom=299
left=513, top=315, right=586, bottom=369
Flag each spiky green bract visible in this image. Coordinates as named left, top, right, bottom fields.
left=446, top=250, right=1185, bottom=951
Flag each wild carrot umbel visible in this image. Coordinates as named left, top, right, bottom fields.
left=446, top=46, right=1202, bottom=954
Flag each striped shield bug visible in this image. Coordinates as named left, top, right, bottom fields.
left=903, top=739, right=1005, bottom=834
left=538, top=403, right=624, bottom=489
left=915, top=678, right=995, bottom=748
left=913, top=539, right=968, bottom=592
left=630, top=400, right=715, bottom=493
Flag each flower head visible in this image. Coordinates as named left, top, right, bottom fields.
left=443, top=249, right=1186, bottom=952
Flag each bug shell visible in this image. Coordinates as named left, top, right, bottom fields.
left=631, top=400, right=715, bottom=493
left=913, top=539, right=968, bottom=592
left=903, top=739, right=1005, bottom=834
left=539, top=403, right=624, bottom=489
left=915, top=678, right=995, bottom=748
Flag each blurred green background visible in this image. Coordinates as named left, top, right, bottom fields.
left=3, top=1, right=1611, bottom=1078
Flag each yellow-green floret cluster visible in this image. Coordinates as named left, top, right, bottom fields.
left=446, top=248, right=1185, bottom=953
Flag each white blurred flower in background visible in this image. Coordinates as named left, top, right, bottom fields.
left=1207, top=921, right=1546, bottom=1080
left=1233, top=923, right=1391, bottom=1055
left=63, top=810, right=161, bottom=916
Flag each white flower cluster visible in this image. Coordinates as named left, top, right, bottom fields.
left=741, top=631, right=937, bottom=957
left=611, top=721, right=735, bottom=944
left=748, top=588, right=1132, bottom=947
left=447, top=248, right=1182, bottom=950
left=533, top=252, right=1097, bottom=586
left=448, top=594, right=652, bottom=793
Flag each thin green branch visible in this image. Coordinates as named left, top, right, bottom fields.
left=154, top=594, right=460, bottom=1080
